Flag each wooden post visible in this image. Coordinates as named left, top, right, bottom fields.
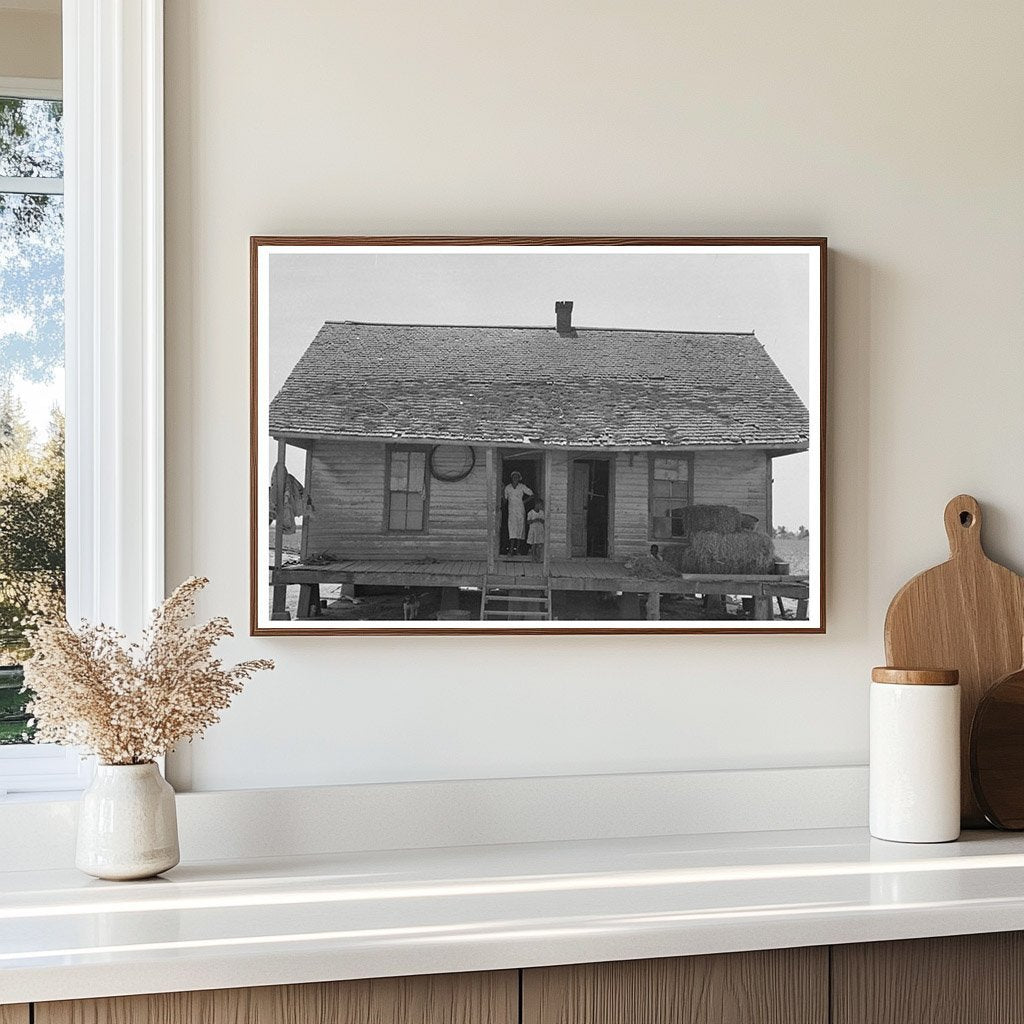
left=485, top=447, right=496, bottom=575
left=271, top=437, right=290, bottom=620
left=543, top=450, right=552, bottom=578
left=296, top=583, right=321, bottom=619
left=299, top=442, right=314, bottom=562
left=753, top=596, right=774, bottom=620
left=647, top=591, right=661, bottom=621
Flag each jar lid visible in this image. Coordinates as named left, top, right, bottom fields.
left=871, top=667, right=959, bottom=686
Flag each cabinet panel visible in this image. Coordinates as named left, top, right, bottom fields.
left=36, top=971, right=517, bottom=1024
left=0, top=1007, right=29, bottom=1024
left=522, top=948, right=828, bottom=1024
left=832, top=932, right=1024, bottom=1024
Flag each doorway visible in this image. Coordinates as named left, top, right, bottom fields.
left=569, top=457, right=611, bottom=558
left=498, top=451, right=543, bottom=556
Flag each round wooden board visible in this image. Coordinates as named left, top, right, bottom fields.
left=971, top=665, right=1024, bottom=829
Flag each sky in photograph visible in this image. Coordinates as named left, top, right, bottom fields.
left=268, top=249, right=813, bottom=530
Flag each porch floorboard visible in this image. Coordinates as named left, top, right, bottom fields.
left=273, top=557, right=809, bottom=598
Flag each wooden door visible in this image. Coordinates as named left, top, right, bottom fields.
left=0, top=1007, right=29, bottom=1024
left=832, top=933, right=1024, bottom=1024
left=569, top=458, right=611, bottom=558
left=523, top=949, right=828, bottom=1024
left=36, top=971, right=518, bottom=1024
left=569, top=460, right=591, bottom=557
left=499, top=452, right=542, bottom=555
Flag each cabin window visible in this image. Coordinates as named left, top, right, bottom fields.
left=387, top=447, right=429, bottom=531
left=649, top=454, right=693, bottom=538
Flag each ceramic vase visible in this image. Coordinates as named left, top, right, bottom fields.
left=76, top=762, right=180, bottom=880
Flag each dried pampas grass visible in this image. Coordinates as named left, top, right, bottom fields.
left=23, top=577, right=273, bottom=765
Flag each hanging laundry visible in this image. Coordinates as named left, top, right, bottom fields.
left=269, top=464, right=308, bottom=535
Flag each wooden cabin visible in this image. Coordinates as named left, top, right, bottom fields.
left=269, top=302, right=810, bottom=620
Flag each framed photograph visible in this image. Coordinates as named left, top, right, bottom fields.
left=251, top=237, right=826, bottom=635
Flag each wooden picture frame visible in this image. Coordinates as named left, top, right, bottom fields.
left=251, top=236, right=827, bottom=635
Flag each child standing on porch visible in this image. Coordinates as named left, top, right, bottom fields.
left=527, top=498, right=546, bottom=562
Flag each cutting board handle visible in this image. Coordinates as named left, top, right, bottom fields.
left=944, top=494, right=983, bottom=559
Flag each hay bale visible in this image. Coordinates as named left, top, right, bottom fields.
left=671, top=504, right=752, bottom=534
left=662, top=531, right=776, bottom=575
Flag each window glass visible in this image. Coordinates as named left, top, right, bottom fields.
left=651, top=456, right=690, bottom=539
left=408, top=451, right=425, bottom=488
left=0, top=98, right=63, bottom=178
left=0, top=97, right=65, bottom=745
left=388, top=448, right=427, bottom=531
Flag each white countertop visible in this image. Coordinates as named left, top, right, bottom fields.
left=4, top=826, right=1024, bottom=1004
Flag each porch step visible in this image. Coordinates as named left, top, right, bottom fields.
left=480, top=580, right=552, bottom=622
left=482, top=610, right=550, bottom=619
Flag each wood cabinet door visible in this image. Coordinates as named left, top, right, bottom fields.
left=35, top=971, right=517, bottom=1024
left=0, top=1007, right=30, bottom=1024
left=522, top=948, right=828, bottom=1024
left=832, top=932, right=1024, bottom=1024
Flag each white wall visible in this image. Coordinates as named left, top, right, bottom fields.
left=0, top=7, right=61, bottom=81
left=164, top=1, right=1024, bottom=791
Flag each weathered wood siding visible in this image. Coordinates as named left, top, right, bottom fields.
left=546, top=452, right=569, bottom=559
left=692, top=450, right=770, bottom=531
left=611, top=453, right=650, bottom=557
left=301, top=442, right=771, bottom=563
left=609, top=450, right=770, bottom=556
left=304, top=441, right=489, bottom=559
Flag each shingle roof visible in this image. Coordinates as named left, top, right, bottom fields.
left=269, top=321, right=810, bottom=449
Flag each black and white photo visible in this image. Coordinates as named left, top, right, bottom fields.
left=251, top=238, right=825, bottom=634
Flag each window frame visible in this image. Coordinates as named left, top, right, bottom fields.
left=0, top=0, right=165, bottom=797
left=648, top=452, right=695, bottom=541
left=384, top=444, right=432, bottom=533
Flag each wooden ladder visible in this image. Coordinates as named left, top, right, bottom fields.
left=480, top=580, right=552, bottom=621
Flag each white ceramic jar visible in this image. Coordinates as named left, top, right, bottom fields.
left=76, top=762, right=180, bottom=880
left=870, top=667, right=961, bottom=843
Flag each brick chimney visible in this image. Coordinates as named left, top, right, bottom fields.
left=555, top=300, right=574, bottom=336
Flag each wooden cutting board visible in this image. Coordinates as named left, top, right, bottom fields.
left=884, top=494, right=1024, bottom=826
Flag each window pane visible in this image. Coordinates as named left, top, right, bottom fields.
left=654, top=457, right=688, bottom=480
left=388, top=492, right=408, bottom=531
left=406, top=493, right=424, bottom=530
left=653, top=478, right=672, bottom=497
left=389, top=451, right=408, bottom=490
left=0, top=664, right=30, bottom=744
left=408, top=451, right=425, bottom=489
left=0, top=179, right=65, bottom=742
left=0, top=98, right=63, bottom=178
left=652, top=517, right=673, bottom=539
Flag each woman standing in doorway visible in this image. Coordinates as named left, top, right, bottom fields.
left=503, top=470, right=533, bottom=556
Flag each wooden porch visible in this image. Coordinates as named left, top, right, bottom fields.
left=271, top=557, right=810, bottom=621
